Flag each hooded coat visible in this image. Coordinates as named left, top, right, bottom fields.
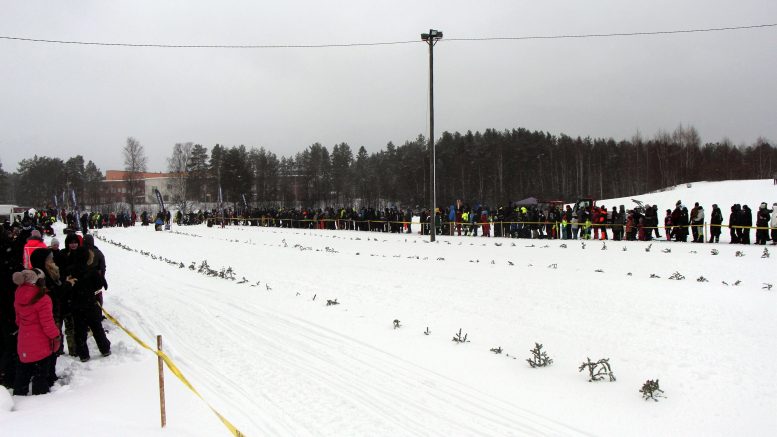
left=14, top=272, right=60, bottom=363
left=755, top=204, right=770, bottom=227
left=22, top=233, right=47, bottom=270
left=30, top=248, right=71, bottom=319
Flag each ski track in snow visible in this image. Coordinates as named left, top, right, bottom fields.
left=109, top=243, right=590, bottom=436
left=92, top=214, right=777, bottom=436
left=2, top=179, right=769, bottom=436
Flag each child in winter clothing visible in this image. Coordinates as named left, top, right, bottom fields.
left=13, top=268, right=60, bottom=395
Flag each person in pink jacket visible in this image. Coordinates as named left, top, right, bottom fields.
left=13, top=268, right=61, bottom=396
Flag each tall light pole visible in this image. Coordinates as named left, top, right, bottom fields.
left=421, top=29, right=443, bottom=242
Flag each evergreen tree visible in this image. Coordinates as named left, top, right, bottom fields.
left=353, top=146, right=370, bottom=206
left=64, top=155, right=86, bottom=202
left=209, top=144, right=225, bottom=203
left=300, top=143, right=331, bottom=205
left=15, top=156, right=66, bottom=207
left=83, top=160, right=103, bottom=207
left=249, top=147, right=280, bottom=207
left=221, top=145, right=252, bottom=206
left=278, top=156, right=297, bottom=205
left=186, top=144, right=209, bottom=201
left=0, top=159, right=7, bottom=203
left=330, top=142, right=353, bottom=205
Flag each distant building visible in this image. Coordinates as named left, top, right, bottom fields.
left=102, top=170, right=176, bottom=205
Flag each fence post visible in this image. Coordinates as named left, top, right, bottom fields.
left=158, top=335, right=166, bottom=428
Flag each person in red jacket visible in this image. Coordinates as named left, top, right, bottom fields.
left=598, top=206, right=608, bottom=240
left=22, top=230, right=48, bottom=269
left=13, top=268, right=60, bottom=395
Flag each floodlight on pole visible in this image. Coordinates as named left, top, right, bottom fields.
left=421, top=29, right=442, bottom=242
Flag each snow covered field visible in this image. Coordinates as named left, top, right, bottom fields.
left=2, top=180, right=776, bottom=437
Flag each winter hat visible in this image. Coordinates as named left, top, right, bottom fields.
left=676, top=200, right=681, bottom=206
left=760, top=202, right=767, bottom=209
left=30, top=229, right=42, bottom=240
left=50, top=237, right=60, bottom=248
left=83, top=234, right=94, bottom=249
left=64, top=233, right=80, bottom=246
left=30, top=248, right=52, bottom=270
left=12, top=269, right=44, bottom=285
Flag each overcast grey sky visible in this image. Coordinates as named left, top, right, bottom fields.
left=1, top=0, right=776, bottom=173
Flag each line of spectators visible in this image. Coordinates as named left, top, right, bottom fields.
left=1, top=216, right=110, bottom=396
left=170, top=201, right=777, bottom=245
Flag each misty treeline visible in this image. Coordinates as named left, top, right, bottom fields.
left=0, top=155, right=104, bottom=208
left=172, top=125, right=776, bottom=209
left=1, top=124, right=775, bottom=209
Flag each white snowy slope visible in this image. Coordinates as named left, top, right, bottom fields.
left=1, top=179, right=776, bottom=437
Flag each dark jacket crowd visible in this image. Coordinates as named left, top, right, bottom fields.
left=166, top=201, right=777, bottom=245
left=1, top=213, right=110, bottom=396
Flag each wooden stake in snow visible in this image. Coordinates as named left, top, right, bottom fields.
left=158, top=335, right=166, bottom=428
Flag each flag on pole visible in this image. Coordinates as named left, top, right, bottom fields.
left=154, top=188, right=166, bottom=212
left=71, top=189, right=81, bottom=231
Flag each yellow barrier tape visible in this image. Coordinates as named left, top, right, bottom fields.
left=100, top=306, right=246, bottom=437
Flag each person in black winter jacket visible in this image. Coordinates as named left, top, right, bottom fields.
left=740, top=205, right=753, bottom=244
left=57, top=233, right=83, bottom=355
left=650, top=205, right=661, bottom=238
left=671, top=202, right=689, bottom=242
left=0, top=224, right=23, bottom=388
left=68, top=246, right=111, bottom=362
left=755, top=202, right=771, bottom=245
left=729, top=204, right=740, bottom=244
left=709, top=204, right=723, bottom=243
left=82, top=235, right=107, bottom=307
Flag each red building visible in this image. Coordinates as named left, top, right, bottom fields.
left=102, top=170, right=176, bottom=205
